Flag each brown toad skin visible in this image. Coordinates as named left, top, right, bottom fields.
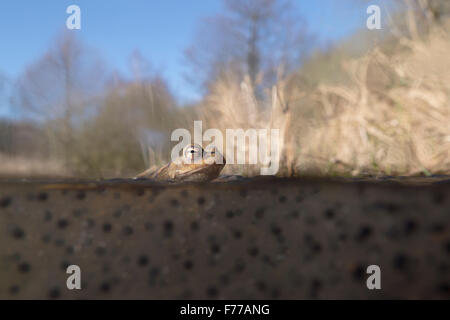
left=135, top=148, right=226, bottom=182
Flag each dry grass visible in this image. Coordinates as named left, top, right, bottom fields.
left=198, top=21, right=450, bottom=177
left=293, top=24, right=450, bottom=176
left=198, top=72, right=292, bottom=176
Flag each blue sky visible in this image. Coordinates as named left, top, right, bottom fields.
left=0, top=0, right=388, bottom=116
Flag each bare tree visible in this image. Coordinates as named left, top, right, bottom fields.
left=11, top=33, right=182, bottom=177
left=185, top=0, right=312, bottom=95
left=12, top=32, right=107, bottom=164
left=0, top=72, right=8, bottom=114
left=68, top=51, right=181, bottom=177
left=0, top=73, right=5, bottom=96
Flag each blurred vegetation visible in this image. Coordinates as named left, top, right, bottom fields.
left=0, top=0, right=449, bottom=178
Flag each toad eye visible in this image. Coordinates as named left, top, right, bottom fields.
left=184, top=144, right=203, bottom=159
left=187, top=147, right=200, bottom=155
